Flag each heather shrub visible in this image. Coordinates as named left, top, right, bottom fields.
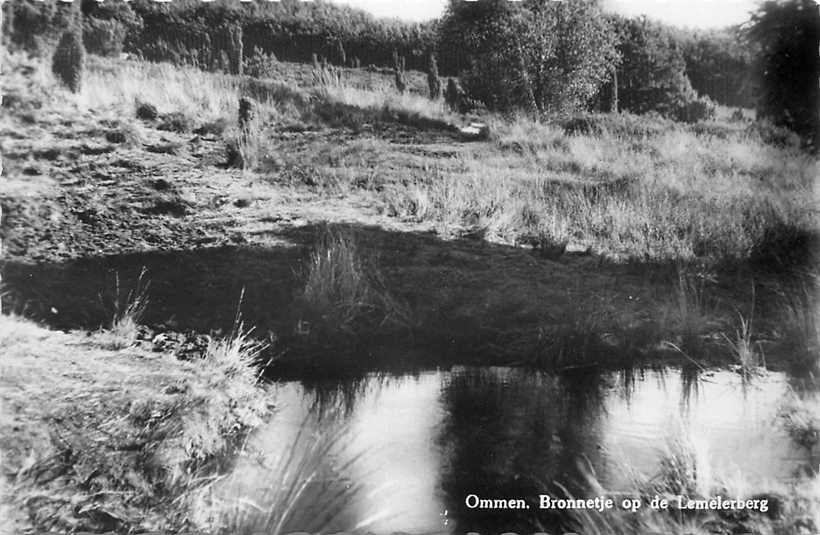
left=158, top=112, right=193, bottom=133
left=335, top=40, right=346, bottom=66
left=224, top=23, right=243, bottom=76
left=245, top=46, right=278, bottom=79
left=393, top=50, right=406, bottom=94
left=52, top=29, right=85, bottom=93
left=445, top=78, right=462, bottom=112
left=135, top=101, right=159, bottom=120
left=674, top=95, right=716, bottom=123
left=83, top=17, right=126, bottom=57
left=227, top=97, right=260, bottom=170
left=427, top=52, right=442, bottom=100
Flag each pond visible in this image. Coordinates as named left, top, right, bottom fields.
left=206, top=366, right=817, bottom=534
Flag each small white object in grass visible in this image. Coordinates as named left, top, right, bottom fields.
left=459, top=123, right=489, bottom=140
left=565, top=243, right=591, bottom=255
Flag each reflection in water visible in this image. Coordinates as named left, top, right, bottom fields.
left=210, top=366, right=815, bottom=534
left=438, top=368, right=608, bottom=533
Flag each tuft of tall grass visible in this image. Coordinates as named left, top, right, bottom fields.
left=779, top=395, right=820, bottom=453
left=298, top=228, right=411, bottom=339
left=656, top=269, right=715, bottom=360
left=301, top=229, right=374, bottom=334
left=721, top=312, right=765, bottom=375
left=225, top=127, right=260, bottom=170
left=95, top=267, right=149, bottom=350
left=561, top=430, right=817, bottom=535
left=191, top=413, right=364, bottom=535
left=776, top=273, right=820, bottom=367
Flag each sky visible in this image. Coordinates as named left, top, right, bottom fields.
left=329, top=0, right=762, bottom=29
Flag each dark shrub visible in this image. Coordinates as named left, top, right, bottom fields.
left=561, top=112, right=672, bottom=137
left=105, top=124, right=142, bottom=147
left=444, top=78, right=462, bottom=112
left=194, top=118, right=229, bottom=136
left=220, top=23, right=243, bottom=76
left=83, top=17, right=126, bottom=57
left=158, top=112, right=193, bottom=133
left=245, top=46, right=278, bottom=79
left=747, top=0, right=820, bottom=148
left=226, top=97, right=260, bottom=170
left=750, top=222, right=818, bottom=272
left=135, top=101, right=158, bottom=120
left=675, top=95, right=716, bottom=123
left=335, top=40, right=346, bottom=66
left=52, top=29, right=85, bottom=93
left=393, top=50, right=406, bottom=94
left=608, top=16, right=704, bottom=120
left=427, top=52, right=442, bottom=100
left=752, top=120, right=802, bottom=148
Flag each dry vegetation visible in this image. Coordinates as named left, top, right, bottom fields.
left=21, top=53, right=817, bottom=268
left=2, top=50, right=817, bottom=364
left=1, top=48, right=818, bottom=533
left=0, top=314, right=271, bottom=533
left=564, top=434, right=820, bottom=535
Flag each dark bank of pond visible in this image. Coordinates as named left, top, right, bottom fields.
left=203, top=365, right=818, bottom=534
left=2, top=231, right=812, bottom=374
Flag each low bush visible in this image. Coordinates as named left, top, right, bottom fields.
left=52, top=29, right=85, bottom=93
left=83, top=17, right=126, bottom=57
left=135, top=100, right=158, bottom=120
left=226, top=97, right=261, bottom=170
left=245, top=46, right=278, bottom=79
left=157, top=111, right=193, bottom=133
left=675, top=95, right=717, bottom=123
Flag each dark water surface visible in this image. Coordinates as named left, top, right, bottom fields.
left=212, top=366, right=816, bottom=534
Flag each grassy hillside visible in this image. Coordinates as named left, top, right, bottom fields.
left=1, top=47, right=818, bottom=533
left=2, top=51, right=817, bottom=363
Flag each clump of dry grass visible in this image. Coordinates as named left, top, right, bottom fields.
left=191, top=413, right=364, bottom=535
left=4, top=315, right=271, bottom=533
left=779, top=393, right=820, bottom=453
left=776, top=273, right=820, bottom=367
left=93, top=268, right=149, bottom=350
left=226, top=97, right=262, bottom=170
left=722, top=312, right=765, bottom=375
left=225, top=126, right=260, bottom=170
left=560, top=431, right=818, bottom=535
left=104, top=120, right=144, bottom=147
left=378, top=111, right=816, bottom=265
left=655, top=269, right=716, bottom=360
left=297, top=227, right=411, bottom=339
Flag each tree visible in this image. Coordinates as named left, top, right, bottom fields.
left=608, top=15, right=698, bottom=117
left=682, top=28, right=755, bottom=108
left=439, top=0, right=618, bottom=115
left=52, top=28, right=85, bottom=93
left=80, top=0, right=143, bottom=57
left=746, top=0, right=820, bottom=147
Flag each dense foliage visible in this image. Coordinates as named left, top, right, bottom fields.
left=681, top=28, right=756, bottom=109
left=7, top=0, right=816, bottom=135
left=5, top=0, right=79, bottom=54
left=746, top=0, right=820, bottom=146
left=126, top=0, right=436, bottom=72
left=439, top=0, right=618, bottom=114
left=52, top=28, right=85, bottom=93
left=596, top=16, right=714, bottom=121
